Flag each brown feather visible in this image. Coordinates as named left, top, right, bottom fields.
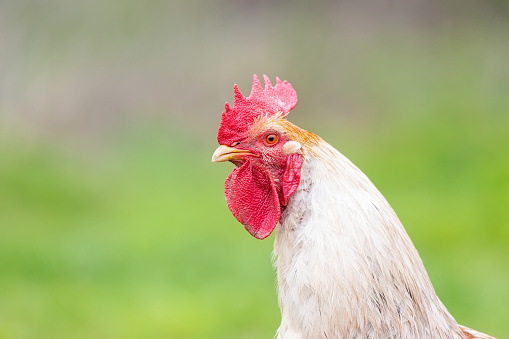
left=459, top=325, right=496, bottom=339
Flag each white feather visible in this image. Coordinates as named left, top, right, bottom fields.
left=273, top=139, right=465, bottom=339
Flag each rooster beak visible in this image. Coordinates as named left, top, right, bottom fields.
left=211, top=145, right=256, bottom=163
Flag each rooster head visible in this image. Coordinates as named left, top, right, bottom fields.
left=212, top=75, right=306, bottom=239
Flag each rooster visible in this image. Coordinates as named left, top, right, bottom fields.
left=211, top=75, right=495, bottom=339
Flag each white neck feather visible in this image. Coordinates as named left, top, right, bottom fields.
left=274, top=140, right=464, bottom=339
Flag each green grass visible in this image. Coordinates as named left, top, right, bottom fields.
left=0, top=136, right=281, bottom=338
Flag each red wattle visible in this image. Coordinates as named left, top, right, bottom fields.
left=282, top=153, right=303, bottom=206
left=225, top=161, right=281, bottom=239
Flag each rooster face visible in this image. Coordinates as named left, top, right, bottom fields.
left=213, top=119, right=293, bottom=168
left=212, top=76, right=304, bottom=239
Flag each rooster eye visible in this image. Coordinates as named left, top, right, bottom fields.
left=265, top=133, right=279, bottom=145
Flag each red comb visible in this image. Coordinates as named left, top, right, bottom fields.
left=217, top=75, right=298, bottom=145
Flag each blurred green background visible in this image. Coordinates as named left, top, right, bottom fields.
left=0, top=1, right=508, bottom=338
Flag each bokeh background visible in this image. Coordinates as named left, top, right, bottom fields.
left=1, top=1, right=508, bottom=338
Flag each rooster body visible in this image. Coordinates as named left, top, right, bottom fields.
left=212, top=75, right=495, bottom=339
left=275, top=137, right=463, bottom=338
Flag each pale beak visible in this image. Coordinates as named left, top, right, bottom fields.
left=211, top=145, right=256, bottom=163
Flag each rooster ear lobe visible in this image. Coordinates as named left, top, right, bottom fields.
left=282, top=141, right=302, bottom=155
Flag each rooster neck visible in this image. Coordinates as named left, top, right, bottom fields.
left=273, top=140, right=464, bottom=339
